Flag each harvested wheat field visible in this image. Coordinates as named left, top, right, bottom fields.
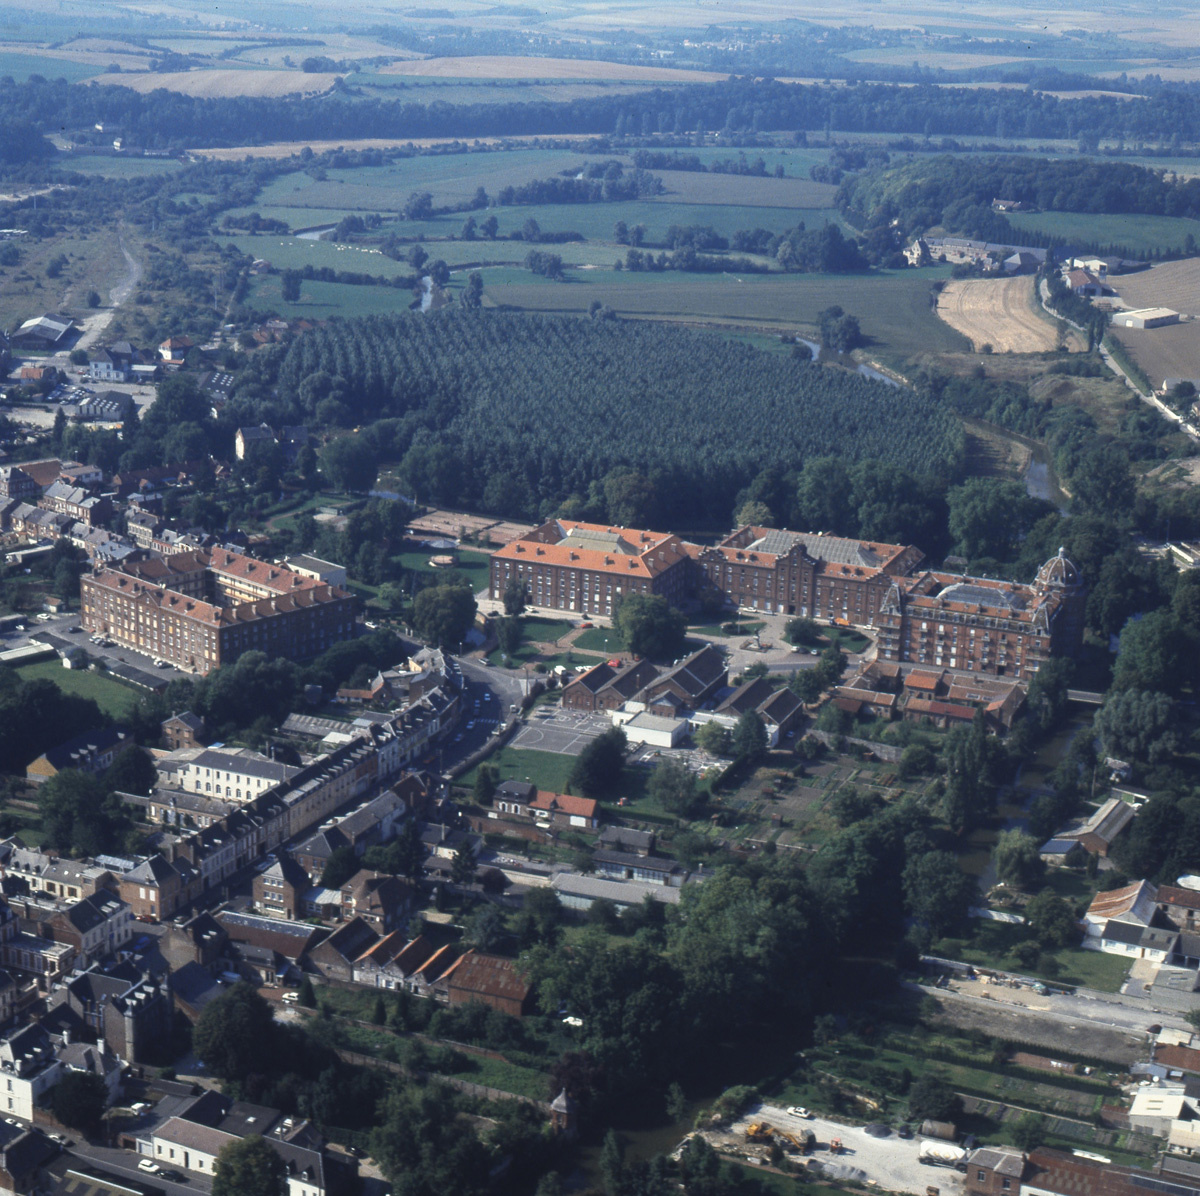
left=382, top=55, right=726, bottom=82
left=936, top=276, right=1066, bottom=353
left=1111, top=257, right=1200, bottom=316
left=89, top=70, right=340, bottom=98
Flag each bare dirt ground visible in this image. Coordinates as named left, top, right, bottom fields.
left=1111, top=258, right=1200, bottom=315
left=1110, top=321, right=1200, bottom=389
left=89, top=70, right=340, bottom=98
left=925, top=992, right=1144, bottom=1066
left=380, top=55, right=726, bottom=82
left=937, top=276, right=1071, bottom=353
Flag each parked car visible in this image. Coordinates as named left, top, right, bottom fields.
left=137, top=1161, right=160, bottom=1174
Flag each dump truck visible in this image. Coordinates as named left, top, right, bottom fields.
left=919, top=1140, right=967, bottom=1167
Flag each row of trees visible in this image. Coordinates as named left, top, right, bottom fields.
left=13, top=75, right=1200, bottom=152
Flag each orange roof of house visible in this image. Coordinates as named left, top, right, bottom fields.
left=904, top=671, right=942, bottom=691
left=531, top=791, right=598, bottom=819
left=1161, top=886, right=1200, bottom=911
left=905, top=698, right=977, bottom=722
left=1086, top=880, right=1156, bottom=920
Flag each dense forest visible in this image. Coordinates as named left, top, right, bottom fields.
left=227, top=311, right=963, bottom=525
left=838, top=155, right=1200, bottom=245
left=9, top=76, right=1200, bottom=152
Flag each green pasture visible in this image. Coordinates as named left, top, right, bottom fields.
left=486, top=264, right=970, bottom=361
left=2, top=53, right=99, bottom=83
left=61, top=154, right=183, bottom=177
left=15, top=660, right=139, bottom=718
left=256, top=149, right=589, bottom=210
left=228, top=235, right=412, bottom=277
left=1007, top=209, right=1200, bottom=254
left=246, top=273, right=417, bottom=318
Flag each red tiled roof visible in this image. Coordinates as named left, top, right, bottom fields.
left=446, top=951, right=531, bottom=1005
left=1160, top=885, right=1200, bottom=911
left=1155, top=1043, right=1200, bottom=1074
left=905, top=698, right=977, bottom=722
left=904, top=671, right=941, bottom=691
left=531, top=791, right=598, bottom=819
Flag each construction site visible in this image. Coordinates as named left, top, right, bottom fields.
left=691, top=1103, right=963, bottom=1195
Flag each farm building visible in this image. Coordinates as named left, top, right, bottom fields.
left=1112, top=307, right=1180, bottom=329
left=11, top=313, right=75, bottom=351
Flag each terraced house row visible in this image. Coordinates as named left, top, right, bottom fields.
left=490, top=520, right=1086, bottom=681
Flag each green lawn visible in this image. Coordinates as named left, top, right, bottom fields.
left=15, top=661, right=140, bottom=718
left=1007, top=209, right=1200, bottom=255
left=521, top=616, right=575, bottom=643
left=460, top=746, right=579, bottom=794
left=935, top=921, right=1133, bottom=992
left=574, top=626, right=625, bottom=654
left=392, top=548, right=492, bottom=587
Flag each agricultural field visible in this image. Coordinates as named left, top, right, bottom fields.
left=246, top=274, right=418, bottom=319
left=379, top=56, right=727, bottom=83
left=935, top=276, right=1073, bottom=354
left=89, top=69, right=342, bottom=98
left=487, top=266, right=970, bottom=363
left=1109, top=256, right=1200, bottom=315
left=648, top=169, right=837, bottom=208
left=59, top=154, right=183, bottom=178
left=1109, top=321, right=1200, bottom=390
left=0, top=50, right=102, bottom=83
left=1007, top=209, right=1200, bottom=256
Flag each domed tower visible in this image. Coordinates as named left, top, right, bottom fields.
left=1034, top=548, right=1086, bottom=656
left=1035, top=547, right=1081, bottom=593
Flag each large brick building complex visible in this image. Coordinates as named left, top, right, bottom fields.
left=875, top=549, right=1084, bottom=681
left=691, top=527, right=925, bottom=620
left=490, top=522, right=1084, bottom=682
left=489, top=520, right=691, bottom=618
left=81, top=547, right=356, bottom=674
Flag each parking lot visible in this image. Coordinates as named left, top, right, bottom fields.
left=511, top=708, right=611, bottom=756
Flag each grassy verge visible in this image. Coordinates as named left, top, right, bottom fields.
left=15, top=661, right=140, bottom=719
left=1103, top=334, right=1153, bottom=396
